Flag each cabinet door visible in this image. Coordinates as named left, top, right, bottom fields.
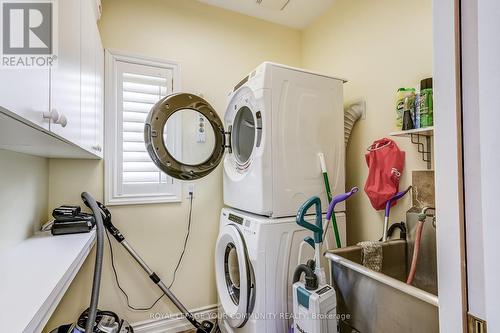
left=50, top=0, right=81, bottom=142
left=0, top=68, right=50, bottom=130
left=94, top=33, right=104, bottom=157
left=80, top=0, right=97, bottom=154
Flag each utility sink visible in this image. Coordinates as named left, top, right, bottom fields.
left=325, top=239, right=439, bottom=333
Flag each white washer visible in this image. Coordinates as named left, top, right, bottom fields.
left=223, top=62, right=346, bottom=217
left=215, top=208, right=346, bottom=333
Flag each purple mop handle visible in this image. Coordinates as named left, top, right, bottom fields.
left=384, top=186, right=412, bottom=217
left=326, top=187, right=359, bottom=220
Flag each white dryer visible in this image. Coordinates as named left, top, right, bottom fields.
left=145, top=62, right=345, bottom=217
left=215, top=208, right=346, bottom=333
left=223, top=62, right=346, bottom=217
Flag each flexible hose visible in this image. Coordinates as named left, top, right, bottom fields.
left=292, top=264, right=314, bottom=283
left=406, top=220, right=424, bottom=285
left=344, top=101, right=365, bottom=146
left=82, top=192, right=105, bottom=333
left=293, top=260, right=318, bottom=290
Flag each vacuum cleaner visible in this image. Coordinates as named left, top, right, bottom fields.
left=292, top=188, right=357, bottom=333
left=51, top=192, right=219, bottom=333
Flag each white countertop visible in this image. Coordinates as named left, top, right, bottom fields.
left=0, top=230, right=96, bottom=332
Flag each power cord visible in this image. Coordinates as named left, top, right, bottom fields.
left=107, top=192, right=195, bottom=311
left=168, top=192, right=194, bottom=288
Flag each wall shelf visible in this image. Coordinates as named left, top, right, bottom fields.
left=390, top=126, right=434, bottom=137
left=390, top=127, right=434, bottom=169
left=0, top=230, right=96, bottom=332
left=0, top=107, right=101, bottom=159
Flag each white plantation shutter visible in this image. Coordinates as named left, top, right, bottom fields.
left=105, top=51, right=181, bottom=205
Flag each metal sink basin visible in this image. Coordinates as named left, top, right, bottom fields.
left=326, top=240, right=439, bottom=333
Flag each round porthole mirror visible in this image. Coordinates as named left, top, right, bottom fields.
left=145, top=93, right=227, bottom=180
left=163, top=109, right=217, bottom=166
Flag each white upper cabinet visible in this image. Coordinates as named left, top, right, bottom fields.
left=81, top=0, right=104, bottom=157
left=81, top=0, right=97, bottom=154
left=95, top=34, right=105, bottom=157
left=50, top=0, right=81, bottom=143
left=0, top=0, right=104, bottom=159
left=0, top=68, right=50, bottom=130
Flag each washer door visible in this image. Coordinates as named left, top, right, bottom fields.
left=215, top=224, right=255, bottom=328
left=145, top=93, right=229, bottom=180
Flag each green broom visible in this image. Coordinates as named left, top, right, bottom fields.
left=318, top=153, right=342, bottom=248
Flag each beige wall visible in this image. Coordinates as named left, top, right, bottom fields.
left=45, top=0, right=301, bottom=329
left=44, top=0, right=433, bottom=328
left=0, top=150, right=48, bottom=254
left=301, top=0, right=433, bottom=244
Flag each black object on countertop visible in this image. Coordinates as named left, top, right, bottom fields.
left=51, top=205, right=95, bottom=235
left=51, top=213, right=95, bottom=236
left=52, top=205, right=81, bottom=218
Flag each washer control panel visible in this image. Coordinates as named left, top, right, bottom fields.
left=228, top=212, right=244, bottom=225
left=225, top=211, right=256, bottom=235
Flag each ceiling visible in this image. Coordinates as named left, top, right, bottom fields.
left=196, top=0, right=335, bottom=29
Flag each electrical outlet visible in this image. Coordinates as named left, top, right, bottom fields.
left=187, top=183, right=195, bottom=198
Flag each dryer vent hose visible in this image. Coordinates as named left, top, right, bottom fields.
left=344, top=101, right=365, bottom=146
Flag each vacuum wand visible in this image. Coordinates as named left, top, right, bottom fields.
left=81, top=193, right=105, bottom=333
left=86, top=200, right=218, bottom=333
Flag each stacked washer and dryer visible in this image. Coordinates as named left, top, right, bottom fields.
left=216, top=62, right=346, bottom=333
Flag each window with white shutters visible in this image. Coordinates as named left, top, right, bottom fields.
left=105, top=51, right=181, bottom=205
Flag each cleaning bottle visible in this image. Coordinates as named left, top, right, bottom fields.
left=402, top=95, right=415, bottom=130
left=395, top=88, right=416, bottom=130
left=414, top=93, right=421, bottom=129
left=419, top=78, right=433, bottom=127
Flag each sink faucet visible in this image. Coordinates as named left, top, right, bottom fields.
left=418, top=206, right=436, bottom=228
left=418, top=206, right=435, bottom=221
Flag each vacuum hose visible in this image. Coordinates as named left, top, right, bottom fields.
left=293, top=260, right=318, bottom=291
left=81, top=192, right=105, bottom=333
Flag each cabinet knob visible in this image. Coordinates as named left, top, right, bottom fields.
left=42, top=109, right=59, bottom=122
left=55, top=113, right=67, bottom=127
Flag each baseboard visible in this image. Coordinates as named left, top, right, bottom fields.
left=132, top=304, right=218, bottom=333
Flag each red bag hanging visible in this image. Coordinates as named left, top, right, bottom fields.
left=364, top=138, right=405, bottom=210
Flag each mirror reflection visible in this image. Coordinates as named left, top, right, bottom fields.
left=164, top=109, right=216, bottom=166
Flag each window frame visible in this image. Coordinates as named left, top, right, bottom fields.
left=104, top=49, right=181, bottom=205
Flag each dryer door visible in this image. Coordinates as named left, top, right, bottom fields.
left=215, top=224, right=255, bottom=328
left=224, top=87, right=263, bottom=171
left=145, top=93, right=229, bottom=180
